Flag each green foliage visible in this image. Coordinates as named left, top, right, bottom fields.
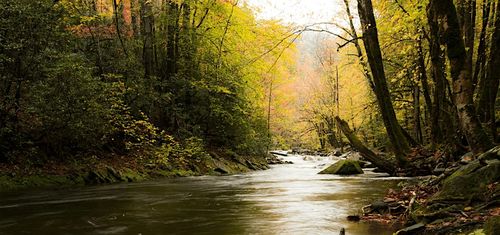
left=0, top=0, right=297, bottom=165
left=28, top=53, right=111, bottom=156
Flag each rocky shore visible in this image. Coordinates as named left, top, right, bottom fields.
left=359, top=146, right=500, bottom=235
left=0, top=151, right=272, bottom=192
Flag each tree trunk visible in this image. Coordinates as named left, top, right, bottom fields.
left=427, top=0, right=494, bottom=153
left=165, top=0, right=179, bottom=80
left=427, top=8, right=447, bottom=146
left=356, top=0, right=410, bottom=165
left=326, top=117, right=341, bottom=148
left=473, top=0, right=492, bottom=87
left=416, top=37, right=433, bottom=135
left=413, top=84, right=423, bottom=143
left=112, top=0, right=128, bottom=57
left=457, top=0, right=476, bottom=78
left=319, top=122, right=326, bottom=150
left=342, top=0, right=376, bottom=91
left=335, top=117, right=396, bottom=174
left=130, top=0, right=139, bottom=37
left=478, top=0, right=500, bottom=139
left=180, top=0, right=193, bottom=71
left=140, top=0, right=154, bottom=78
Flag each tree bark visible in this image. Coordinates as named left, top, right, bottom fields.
left=165, top=0, right=179, bottom=80
left=325, top=117, right=341, bottom=148
left=180, top=0, right=193, bottom=65
left=140, top=0, right=154, bottom=78
left=473, top=0, right=491, bottom=87
left=478, top=0, right=500, bottom=139
left=130, top=0, right=139, bottom=37
left=356, top=0, right=410, bottom=165
left=426, top=7, right=448, bottom=146
left=342, top=0, right=376, bottom=91
left=457, top=0, right=476, bottom=78
left=416, top=37, right=433, bottom=133
left=427, top=0, right=494, bottom=153
left=112, top=0, right=128, bottom=57
left=413, top=84, right=423, bottom=143
left=335, top=117, right=396, bottom=175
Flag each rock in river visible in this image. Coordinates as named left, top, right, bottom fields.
left=318, top=160, right=364, bottom=175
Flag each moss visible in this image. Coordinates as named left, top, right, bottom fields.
left=443, top=161, right=482, bottom=185
left=318, top=160, right=364, bottom=175
left=484, top=216, right=500, bottom=235
left=120, top=168, right=145, bottom=182
left=468, top=229, right=485, bottom=235
left=0, top=175, right=18, bottom=191
left=151, top=169, right=196, bottom=177
left=411, top=204, right=461, bottom=224
left=0, top=151, right=269, bottom=192
left=433, top=160, right=500, bottom=202
left=0, top=174, right=74, bottom=192
left=83, top=167, right=149, bottom=184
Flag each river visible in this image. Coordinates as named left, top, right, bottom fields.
left=0, top=155, right=406, bottom=235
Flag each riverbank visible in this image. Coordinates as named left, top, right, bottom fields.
left=360, top=146, right=500, bottom=235
left=0, top=150, right=272, bottom=192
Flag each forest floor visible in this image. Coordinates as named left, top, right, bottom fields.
left=360, top=146, right=500, bottom=234
left=0, top=151, right=275, bottom=192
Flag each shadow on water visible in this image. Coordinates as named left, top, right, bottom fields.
left=0, top=155, right=407, bottom=235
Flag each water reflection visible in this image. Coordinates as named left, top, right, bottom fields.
left=0, top=155, right=405, bottom=235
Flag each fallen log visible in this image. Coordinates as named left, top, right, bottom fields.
left=335, top=116, right=396, bottom=175
left=269, top=150, right=288, bottom=157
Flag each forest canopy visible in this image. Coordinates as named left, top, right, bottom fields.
left=0, top=0, right=297, bottom=163
left=1, top=0, right=499, bottom=168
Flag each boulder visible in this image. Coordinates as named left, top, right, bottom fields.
left=318, top=160, right=364, bottom=175
left=84, top=167, right=144, bottom=184
left=339, top=151, right=363, bottom=161
left=303, top=156, right=315, bottom=161
left=432, top=159, right=500, bottom=202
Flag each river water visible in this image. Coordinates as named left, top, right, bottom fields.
left=0, top=155, right=406, bottom=235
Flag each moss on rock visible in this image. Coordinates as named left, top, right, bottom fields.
left=484, top=216, right=500, bottom=235
left=432, top=160, right=500, bottom=202
left=84, top=167, right=147, bottom=185
left=318, top=160, right=364, bottom=175
left=0, top=174, right=74, bottom=192
left=0, top=151, right=270, bottom=192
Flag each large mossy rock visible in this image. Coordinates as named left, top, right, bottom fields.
left=484, top=216, right=500, bottom=235
left=432, top=148, right=500, bottom=202
left=319, top=160, right=364, bottom=175
left=84, top=167, right=145, bottom=185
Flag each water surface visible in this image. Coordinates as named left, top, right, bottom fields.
left=0, top=155, right=406, bottom=235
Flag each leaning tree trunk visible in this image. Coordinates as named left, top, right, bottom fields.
left=356, top=0, right=410, bottom=165
left=427, top=0, right=494, bottom=153
left=335, top=117, right=396, bottom=175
